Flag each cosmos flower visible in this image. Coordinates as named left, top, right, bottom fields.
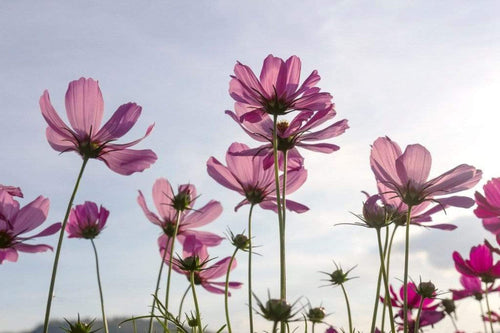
left=40, top=77, right=157, bottom=175
left=171, top=235, right=242, bottom=295
left=451, top=274, right=500, bottom=301
left=138, top=178, right=223, bottom=247
left=226, top=103, right=348, bottom=170
left=229, top=54, right=333, bottom=122
left=453, top=244, right=500, bottom=282
left=0, top=184, right=23, bottom=198
left=0, top=189, right=60, bottom=264
left=207, top=142, right=308, bottom=212
left=65, top=201, right=109, bottom=239
left=370, top=136, right=482, bottom=207
left=475, top=178, right=500, bottom=237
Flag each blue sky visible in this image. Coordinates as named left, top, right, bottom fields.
left=1, top=1, right=500, bottom=332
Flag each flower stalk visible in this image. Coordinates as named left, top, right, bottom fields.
left=224, top=247, right=239, bottom=333
left=190, top=271, right=203, bottom=333
left=91, top=239, right=109, bottom=333
left=403, top=205, right=413, bottom=333
left=376, top=228, right=396, bottom=333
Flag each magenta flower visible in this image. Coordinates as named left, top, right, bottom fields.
left=172, top=235, right=242, bottom=295
left=453, top=244, right=500, bottom=282
left=475, top=178, right=500, bottom=236
left=0, top=184, right=23, bottom=198
left=385, top=283, right=439, bottom=311
left=138, top=178, right=223, bottom=247
left=207, top=142, right=308, bottom=212
left=40, top=77, right=157, bottom=175
left=226, top=103, right=348, bottom=169
left=370, top=136, right=482, bottom=207
left=0, top=190, right=61, bottom=264
left=451, top=274, right=500, bottom=300
left=65, top=201, right=109, bottom=239
left=325, top=327, right=338, bottom=333
left=229, top=54, right=333, bottom=122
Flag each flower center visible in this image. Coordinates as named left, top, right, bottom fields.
left=245, top=187, right=265, bottom=204
left=263, top=96, right=289, bottom=116
left=0, top=230, right=13, bottom=248
left=277, top=120, right=289, bottom=134
left=81, top=225, right=100, bottom=239
left=162, top=222, right=176, bottom=237
left=172, top=191, right=192, bottom=211
left=78, top=138, right=102, bottom=159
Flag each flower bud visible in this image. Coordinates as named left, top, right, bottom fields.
left=62, top=315, right=98, bottom=333
left=263, top=299, right=292, bottom=322
left=307, top=306, right=326, bottom=323
left=416, top=280, right=437, bottom=299
left=441, top=298, right=456, bottom=315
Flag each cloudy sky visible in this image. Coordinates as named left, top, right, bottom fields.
left=2, top=1, right=500, bottom=332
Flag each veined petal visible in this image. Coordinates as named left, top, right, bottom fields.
left=207, top=156, right=243, bottom=193
left=12, top=196, right=49, bottom=235
left=296, top=142, right=340, bottom=153
left=469, top=245, right=493, bottom=273
left=232, top=62, right=268, bottom=100
left=300, top=119, right=349, bottom=141
left=102, top=123, right=155, bottom=150
left=483, top=178, right=500, bottom=207
left=178, top=230, right=223, bottom=247
left=99, top=148, right=157, bottom=175
left=0, top=248, right=18, bottom=264
left=291, top=70, right=320, bottom=99
left=182, top=200, right=223, bottom=228
left=370, top=137, right=403, bottom=188
left=201, top=256, right=235, bottom=280
left=425, top=164, right=482, bottom=196
left=22, top=222, right=61, bottom=239
left=280, top=167, right=307, bottom=194
left=39, top=90, right=72, bottom=137
left=395, top=144, right=431, bottom=188
left=152, top=178, right=176, bottom=222
left=137, top=190, right=163, bottom=226
left=94, top=102, right=142, bottom=142
left=460, top=274, right=481, bottom=292
left=65, top=78, right=104, bottom=135
left=225, top=109, right=269, bottom=142
left=0, top=190, right=20, bottom=222
left=259, top=55, right=287, bottom=98
left=284, top=56, right=301, bottom=97
left=475, top=192, right=500, bottom=218
left=482, top=217, right=500, bottom=235
left=14, top=243, right=52, bottom=253
left=453, top=251, right=476, bottom=277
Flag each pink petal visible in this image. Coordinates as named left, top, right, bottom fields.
left=99, top=148, right=157, bottom=175
left=259, top=198, right=309, bottom=213
left=151, top=178, right=176, bottom=222
left=469, top=245, right=493, bottom=273
left=24, top=222, right=61, bottom=239
left=300, top=119, right=349, bottom=141
left=201, top=257, right=236, bottom=280
left=206, top=156, right=244, bottom=193
left=94, top=103, right=142, bottom=142
left=259, top=55, right=287, bottom=98
left=370, top=137, right=403, bottom=189
left=182, top=200, right=222, bottom=228
left=15, top=243, right=52, bottom=253
left=0, top=248, right=18, bottom=264
left=45, top=127, right=77, bottom=153
left=284, top=56, right=301, bottom=96
left=232, top=62, right=267, bottom=100
left=475, top=192, right=500, bottom=218
left=484, top=178, right=500, bottom=207
left=425, top=164, right=482, bottom=196
left=395, top=144, right=431, bottom=189
left=0, top=185, right=23, bottom=198
left=200, top=282, right=226, bottom=295
left=225, top=109, right=269, bottom=143
left=280, top=167, right=307, bottom=194
left=102, top=123, right=155, bottom=150
left=453, top=251, right=476, bottom=277
left=178, top=230, right=223, bottom=247
left=297, top=142, right=340, bottom=153
left=39, top=90, right=72, bottom=137
left=12, top=196, right=49, bottom=235
left=291, top=70, right=321, bottom=99
left=460, top=275, right=481, bottom=292
left=0, top=190, right=20, bottom=221
left=65, top=78, right=104, bottom=136
left=483, top=217, right=500, bottom=235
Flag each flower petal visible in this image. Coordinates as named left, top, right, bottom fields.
left=370, top=137, right=403, bottom=189
left=425, top=164, right=482, bottom=196
left=152, top=178, right=176, bottom=222
left=395, top=144, right=431, bottom=189
left=12, top=196, right=49, bottom=235
left=99, top=148, right=157, bottom=175
left=65, top=78, right=104, bottom=136
left=182, top=200, right=222, bottom=228
left=94, top=102, right=142, bottom=142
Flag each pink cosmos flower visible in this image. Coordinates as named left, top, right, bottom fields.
left=474, top=178, right=500, bottom=237
left=370, top=136, right=482, bottom=207
left=138, top=178, right=223, bottom=248
left=229, top=54, right=333, bottom=122
left=226, top=103, right=348, bottom=170
left=65, top=201, right=109, bottom=239
left=0, top=190, right=61, bottom=264
left=325, top=327, right=338, bottom=333
left=0, top=184, right=23, bottom=198
left=207, top=142, right=308, bottom=212
left=453, top=244, right=500, bottom=282
left=451, top=274, right=500, bottom=300
left=170, top=235, right=242, bottom=295
left=40, top=77, right=157, bottom=175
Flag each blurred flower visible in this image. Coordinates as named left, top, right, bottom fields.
left=226, top=104, right=348, bottom=170
left=138, top=178, right=223, bottom=248
left=0, top=184, right=23, bottom=198
left=207, top=142, right=308, bottom=212
left=0, top=190, right=60, bottom=264
left=440, top=298, right=456, bottom=315
left=321, top=262, right=356, bottom=286
left=40, top=77, right=157, bottom=175
left=384, top=282, right=439, bottom=312
left=453, top=244, right=500, bottom=283
left=451, top=275, right=485, bottom=300
left=254, top=293, right=298, bottom=324
left=171, top=235, right=242, bottom=295
left=325, top=327, right=338, bottom=333
left=307, top=306, right=326, bottom=324
left=370, top=136, right=482, bottom=207
left=483, top=310, right=500, bottom=323
left=475, top=178, right=500, bottom=239
left=229, top=54, right=333, bottom=122
left=62, top=315, right=98, bottom=333
left=415, top=280, right=438, bottom=299
left=65, top=201, right=108, bottom=239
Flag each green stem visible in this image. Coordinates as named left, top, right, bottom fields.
left=448, top=314, right=459, bottom=332
left=340, top=283, right=353, bottom=333
left=376, top=228, right=396, bottom=333
left=479, top=299, right=488, bottom=333
left=149, top=237, right=171, bottom=333
left=381, top=225, right=398, bottom=332
left=177, top=285, right=191, bottom=320
left=91, top=239, right=109, bottom=333
left=43, top=157, right=89, bottom=333
left=247, top=203, right=255, bottom=333
left=164, top=211, right=182, bottom=328
left=414, top=296, right=425, bottom=333
left=224, top=247, right=239, bottom=333
left=311, top=322, right=315, bottom=333
left=272, top=321, right=278, bottom=333
left=190, top=271, right=203, bottom=333
left=403, top=205, right=413, bottom=333
left=484, top=283, right=495, bottom=333
left=371, top=227, right=389, bottom=333
left=271, top=115, right=286, bottom=332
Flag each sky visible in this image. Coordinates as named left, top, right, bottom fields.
left=1, top=0, right=500, bottom=332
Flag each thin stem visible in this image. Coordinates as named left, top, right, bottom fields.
left=247, top=203, right=255, bottom=333
left=91, top=239, right=109, bottom=333
left=340, top=283, right=353, bottom=333
left=148, top=237, right=171, bottom=333
left=272, top=115, right=286, bottom=333
left=190, top=271, right=203, bottom=333
left=371, top=227, right=389, bottom=333
left=164, top=211, right=183, bottom=327
left=414, top=297, right=425, bottom=333
left=43, top=157, right=89, bottom=333
left=311, top=322, right=315, bottom=333
left=272, top=321, right=278, bottom=333
left=376, top=228, right=397, bottom=333
left=224, top=247, right=239, bottom=333
left=177, top=285, right=191, bottom=320
left=448, top=314, right=459, bottom=332
left=479, top=299, right=488, bottom=333
left=403, top=205, right=413, bottom=333
left=381, top=225, right=398, bottom=332
left=484, top=282, right=495, bottom=333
